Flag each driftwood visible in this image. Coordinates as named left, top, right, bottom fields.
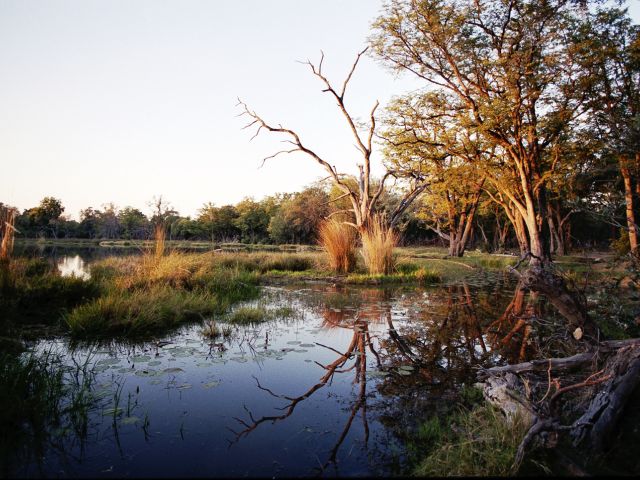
left=478, top=338, right=640, bottom=471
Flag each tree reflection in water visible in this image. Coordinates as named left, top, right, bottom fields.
left=228, top=289, right=385, bottom=471
left=228, top=280, right=566, bottom=472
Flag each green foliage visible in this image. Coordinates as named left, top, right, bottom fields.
left=612, top=228, right=631, bottom=257
left=268, top=187, right=330, bottom=244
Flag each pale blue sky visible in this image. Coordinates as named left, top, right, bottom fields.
left=1, top=1, right=638, bottom=219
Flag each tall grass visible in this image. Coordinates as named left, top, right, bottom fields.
left=153, top=223, right=166, bottom=261
left=0, top=207, right=15, bottom=262
left=65, top=286, right=227, bottom=336
left=360, top=215, right=397, bottom=275
left=0, top=207, right=16, bottom=289
left=0, top=350, right=97, bottom=475
left=318, top=219, right=357, bottom=274
left=413, top=404, right=529, bottom=477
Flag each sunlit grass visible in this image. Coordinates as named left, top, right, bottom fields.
left=65, top=286, right=225, bottom=336
left=318, top=219, right=357, bottom=274
left=413, top=404, right=529, bottom=477
left=360, top=216, right=398, bottom=274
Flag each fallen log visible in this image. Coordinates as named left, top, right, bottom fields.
left=477, top=338, right=640, bottom=380
left=570, top=343, right=640, bottom=453
left=477, top=337, right=640, bottom=471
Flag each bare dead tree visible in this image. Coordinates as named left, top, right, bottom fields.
left=238, top=48, right=428, bottom=231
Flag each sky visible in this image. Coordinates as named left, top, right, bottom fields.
left=1, top=0, right=639, bottom=220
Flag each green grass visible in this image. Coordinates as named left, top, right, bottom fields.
left=200, top=320, right=234, bottom=340
left=227, top=306, right=269, bottom=324
left=412, top=403, right=529, bottom=477
left=345, top=267, right=441, bottom=285
left=65, top=286, right=230, bottom=336
left=0, top=258, right=100, bottom=329
left=0, top=350, right=97, bottom=473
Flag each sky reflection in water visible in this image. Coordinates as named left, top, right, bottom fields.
left=14, top=263, right=549, bottom=478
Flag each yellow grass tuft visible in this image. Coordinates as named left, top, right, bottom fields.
left=0, top=207, right=16, bottom=263
left=154, top=223, right=166, bottom=261
left=360, top=215, right=398, bottom=275
left=318, top=219, right=357, bottom=274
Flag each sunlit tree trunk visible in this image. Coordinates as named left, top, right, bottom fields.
left=620, top=155, right=639, bottom=255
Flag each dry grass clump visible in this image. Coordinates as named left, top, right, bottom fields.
left=318, top=220, right=357, bottom=274
left=360, top=216, right=397, bottom=275
left=0, top=207, right=16, bottom=262
left=0, top=207, right=17, bottom=289
left=153, top=223, right=166, bottom=261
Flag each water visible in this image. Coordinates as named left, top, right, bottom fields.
left=14, top=244, right=139, bottom=280
left=8, top=250, right=563, bottom=477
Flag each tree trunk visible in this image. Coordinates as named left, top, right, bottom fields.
left=514, top=213, right=530, bottom=257
left=620, top=155, right=639, bottom=255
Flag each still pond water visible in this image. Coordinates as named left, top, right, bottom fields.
left=10, top=248, right=557, bottom=478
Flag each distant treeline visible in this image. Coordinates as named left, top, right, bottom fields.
left=1, top=181, right=615, bottom=251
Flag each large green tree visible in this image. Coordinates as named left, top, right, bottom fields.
left=577, top=6, right=640, bottom=254
left=371, top=0, right=595, bottom=267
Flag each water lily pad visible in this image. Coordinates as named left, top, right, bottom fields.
left=148, top=361, right=162, bottom=366
left=121, top=416, right=140, bottom=425
left=135, top=369, right=158, bottom=377
left=196, top=362, right=213, bottom=368
left=163, top=367, right=184, bottom=374
left=367, top=371, right=388, bottom=378
left=396, top=369, right=412, bottom=376
left=286, top=341, right=301, bottom=345
left=398, top=365, right=415, bottom=371
left=149, top=379, right=163, bottom=385
left=92, top=390, right=112, bottom=400
left=103, top=407, right=123, bottom=416
left=97, top=358, right=121, bottom=366
left=294, top=349, right=308, bottom=353
left=202, top=381, right=220, bottom=389
left=230, top=357, right=248, bottom=363
left=299, top=343, right=315, bottom=348
left=177, top=383, right=192, bottom=390
left=131, top=355, right=152, bottom=362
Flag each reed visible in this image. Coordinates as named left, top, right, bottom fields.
left=360, top=215, right=398, bottom=275
left=317, top=219, right=357, bottom=274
